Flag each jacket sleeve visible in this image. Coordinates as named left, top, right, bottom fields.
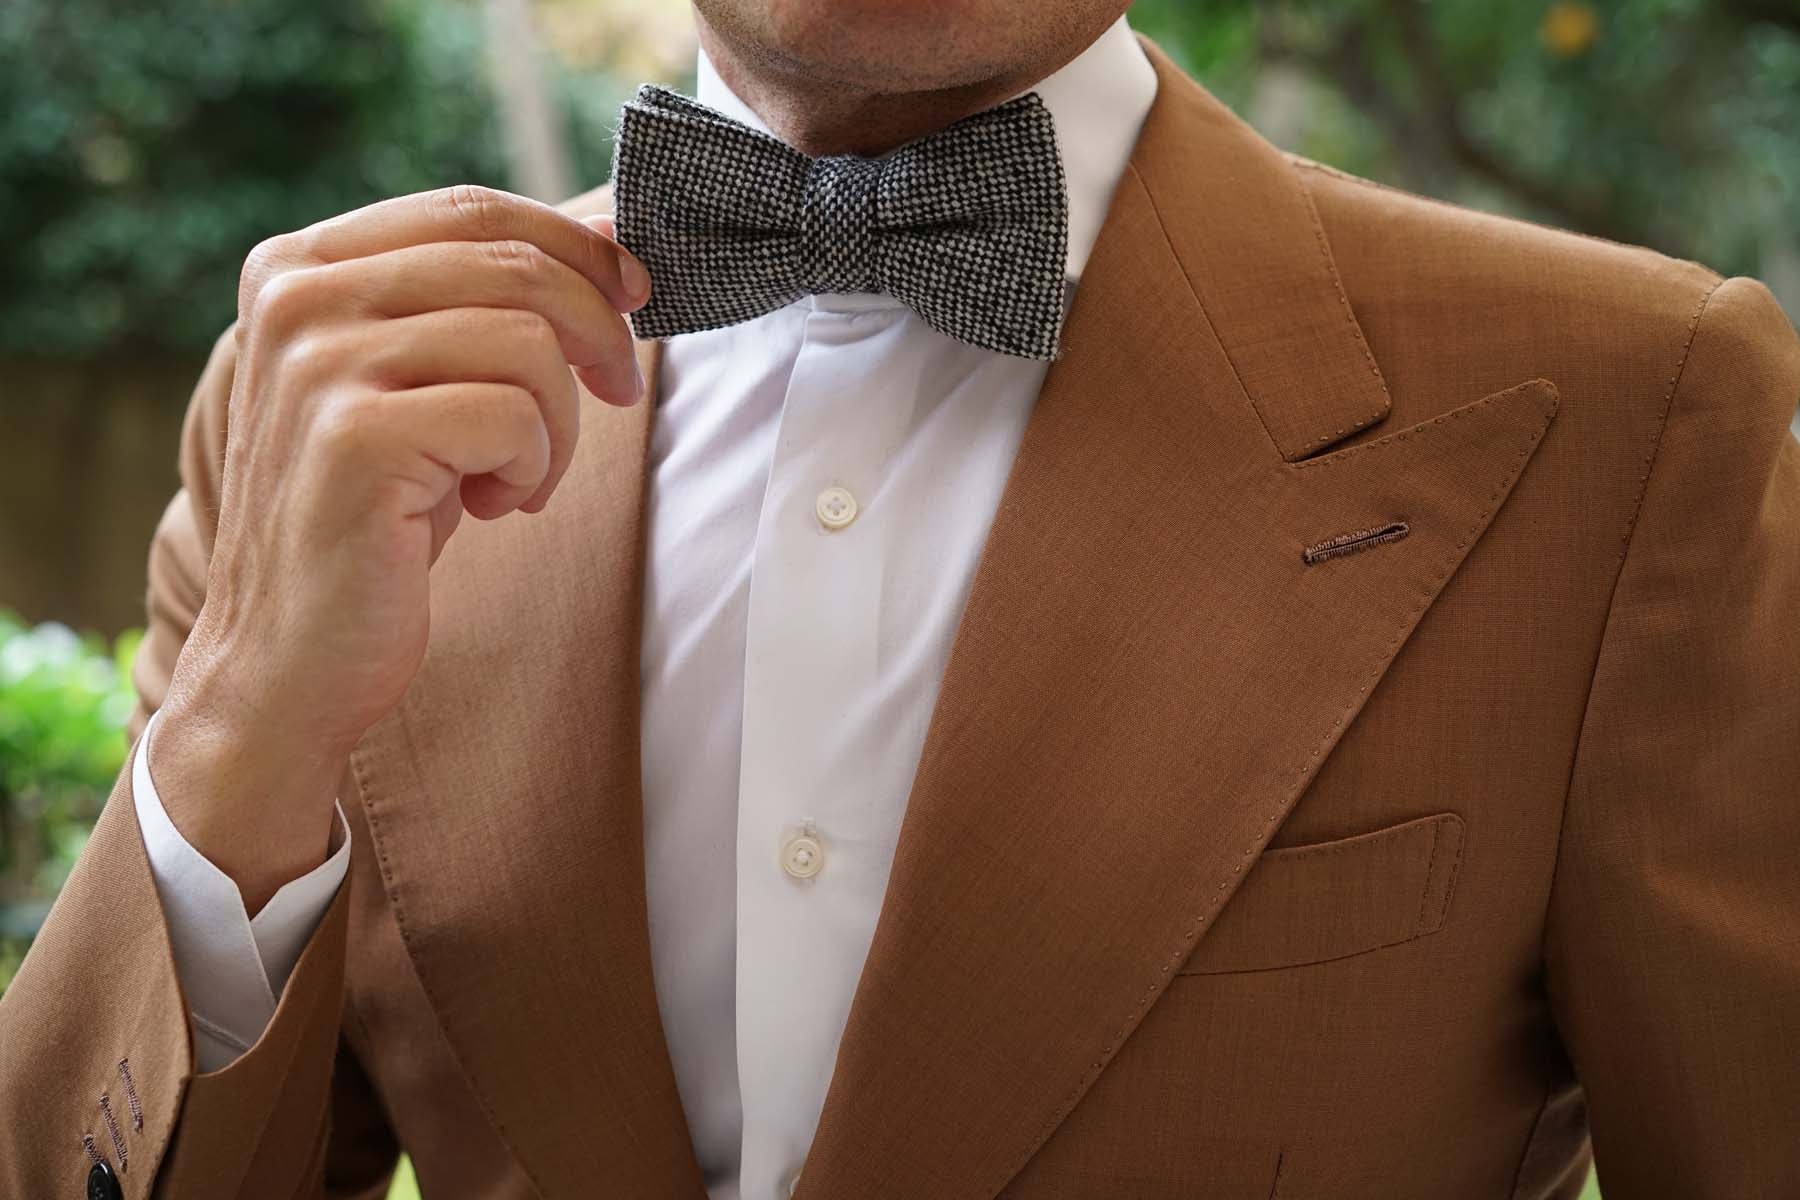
left=0, top=325, right=391, bottom=1199
left=133, top=710, right=354, bottom=1074
left=1544, top=276, right=1800, bottom=1198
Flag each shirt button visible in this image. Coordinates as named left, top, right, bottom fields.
left=815, top=485, right=858, bottom=530
left=781, top=831, right=825, bottom=879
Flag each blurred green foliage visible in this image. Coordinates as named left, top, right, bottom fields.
left=0, top=612, right=140, bottom=990
left=0, top=0, right=629, bottom=358
left=1130, top=0, right=1800, bottom=285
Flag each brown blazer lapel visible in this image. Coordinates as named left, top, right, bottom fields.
left=792, top=44, right=1559, bottom=1198
left=349, top=339, right=706, bottom=1198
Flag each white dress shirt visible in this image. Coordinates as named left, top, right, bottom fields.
left=133, top=17, right=1156, bottom=1199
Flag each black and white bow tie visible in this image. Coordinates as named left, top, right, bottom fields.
left=609, top=85, right=1070, bottom=360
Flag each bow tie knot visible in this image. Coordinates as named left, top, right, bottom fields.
left=610, top=85, right=1071, bottom=359
left=802, top=155, right=883, bottom=294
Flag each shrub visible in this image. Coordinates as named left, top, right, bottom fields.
left=0, top=0, right=510, bottom=358
left=0, top=610, right=140, bottom=990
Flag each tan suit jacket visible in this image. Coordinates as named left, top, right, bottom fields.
left=5, top=40, right=1799, bottom=1200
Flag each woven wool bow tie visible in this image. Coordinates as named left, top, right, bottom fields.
left=609, top=85, right=1071, bottom=360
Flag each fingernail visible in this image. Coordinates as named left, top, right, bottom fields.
left=632, top=357, right=646, bottom=402
left=618, top=249, right=651, bottom=309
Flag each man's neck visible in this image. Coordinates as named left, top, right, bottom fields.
left=693, top=16, right=1102, bottom=158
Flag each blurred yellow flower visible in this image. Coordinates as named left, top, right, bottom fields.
left=1541, top=3, right=1600, bottom=58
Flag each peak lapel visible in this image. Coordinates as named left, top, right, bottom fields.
left=349, top=341, right=709, bottom=1198
left=794, top=43, right=1558, bottom=1199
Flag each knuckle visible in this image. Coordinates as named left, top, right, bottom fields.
left=249, top=265, right=323, bottom=333
left=499, top=305, right=558, bottom=349
left=280, top=331, right=325, bottom=377
left=310, top=392, right=383, bottom=464
left=238, top=233, right=294, bottom=311
left=287, top=209, right=353, bottom=261
left=441, top=183, right=511, bottom=239
left=278, top=326, right=344, bottom=384
left=241, top=232, right=293, bottom=280
left=485, top=237, right=550, bottom=277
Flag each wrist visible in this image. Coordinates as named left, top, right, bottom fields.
left=150, top=663, right=348, bottom=914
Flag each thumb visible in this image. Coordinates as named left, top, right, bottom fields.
left=578, top=211, right=651, bottom=313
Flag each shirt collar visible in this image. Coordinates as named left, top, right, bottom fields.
left=693, top=14, right=1157, bottom=286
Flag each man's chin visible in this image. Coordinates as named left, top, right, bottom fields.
left=692, top=0, right=1105, bottom=95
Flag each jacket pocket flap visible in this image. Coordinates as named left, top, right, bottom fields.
left=1176, top=812, right=1464, bottom=975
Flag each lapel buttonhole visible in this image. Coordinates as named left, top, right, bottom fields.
left=1301, top=519, right=1410, bottom=565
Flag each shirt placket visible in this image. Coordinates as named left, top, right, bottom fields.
left=734, top=301, right=913, bottom=1199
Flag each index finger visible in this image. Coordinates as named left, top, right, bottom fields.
left=295, top=184, right=649, bottom=313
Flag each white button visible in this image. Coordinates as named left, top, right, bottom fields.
left=781, top=832, right=825, bottom=879
left=786, top=1168, right=803, bottom=1197
left=815, top=485, right=858, bottom=530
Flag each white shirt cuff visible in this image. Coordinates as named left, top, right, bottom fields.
left=132, top=707, right=352, bottom=1072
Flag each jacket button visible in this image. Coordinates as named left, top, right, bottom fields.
left=86, top=1159, right=122, bottom=1200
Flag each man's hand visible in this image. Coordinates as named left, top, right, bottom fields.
left=149, top=185, right=649, bottom=912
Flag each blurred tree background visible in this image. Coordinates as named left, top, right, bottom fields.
left=1137, top=0, right=1800, bottom=297
left=1, top=0, right=1797, bottom=636
left=3, top=3, right=1797, bottom=1196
